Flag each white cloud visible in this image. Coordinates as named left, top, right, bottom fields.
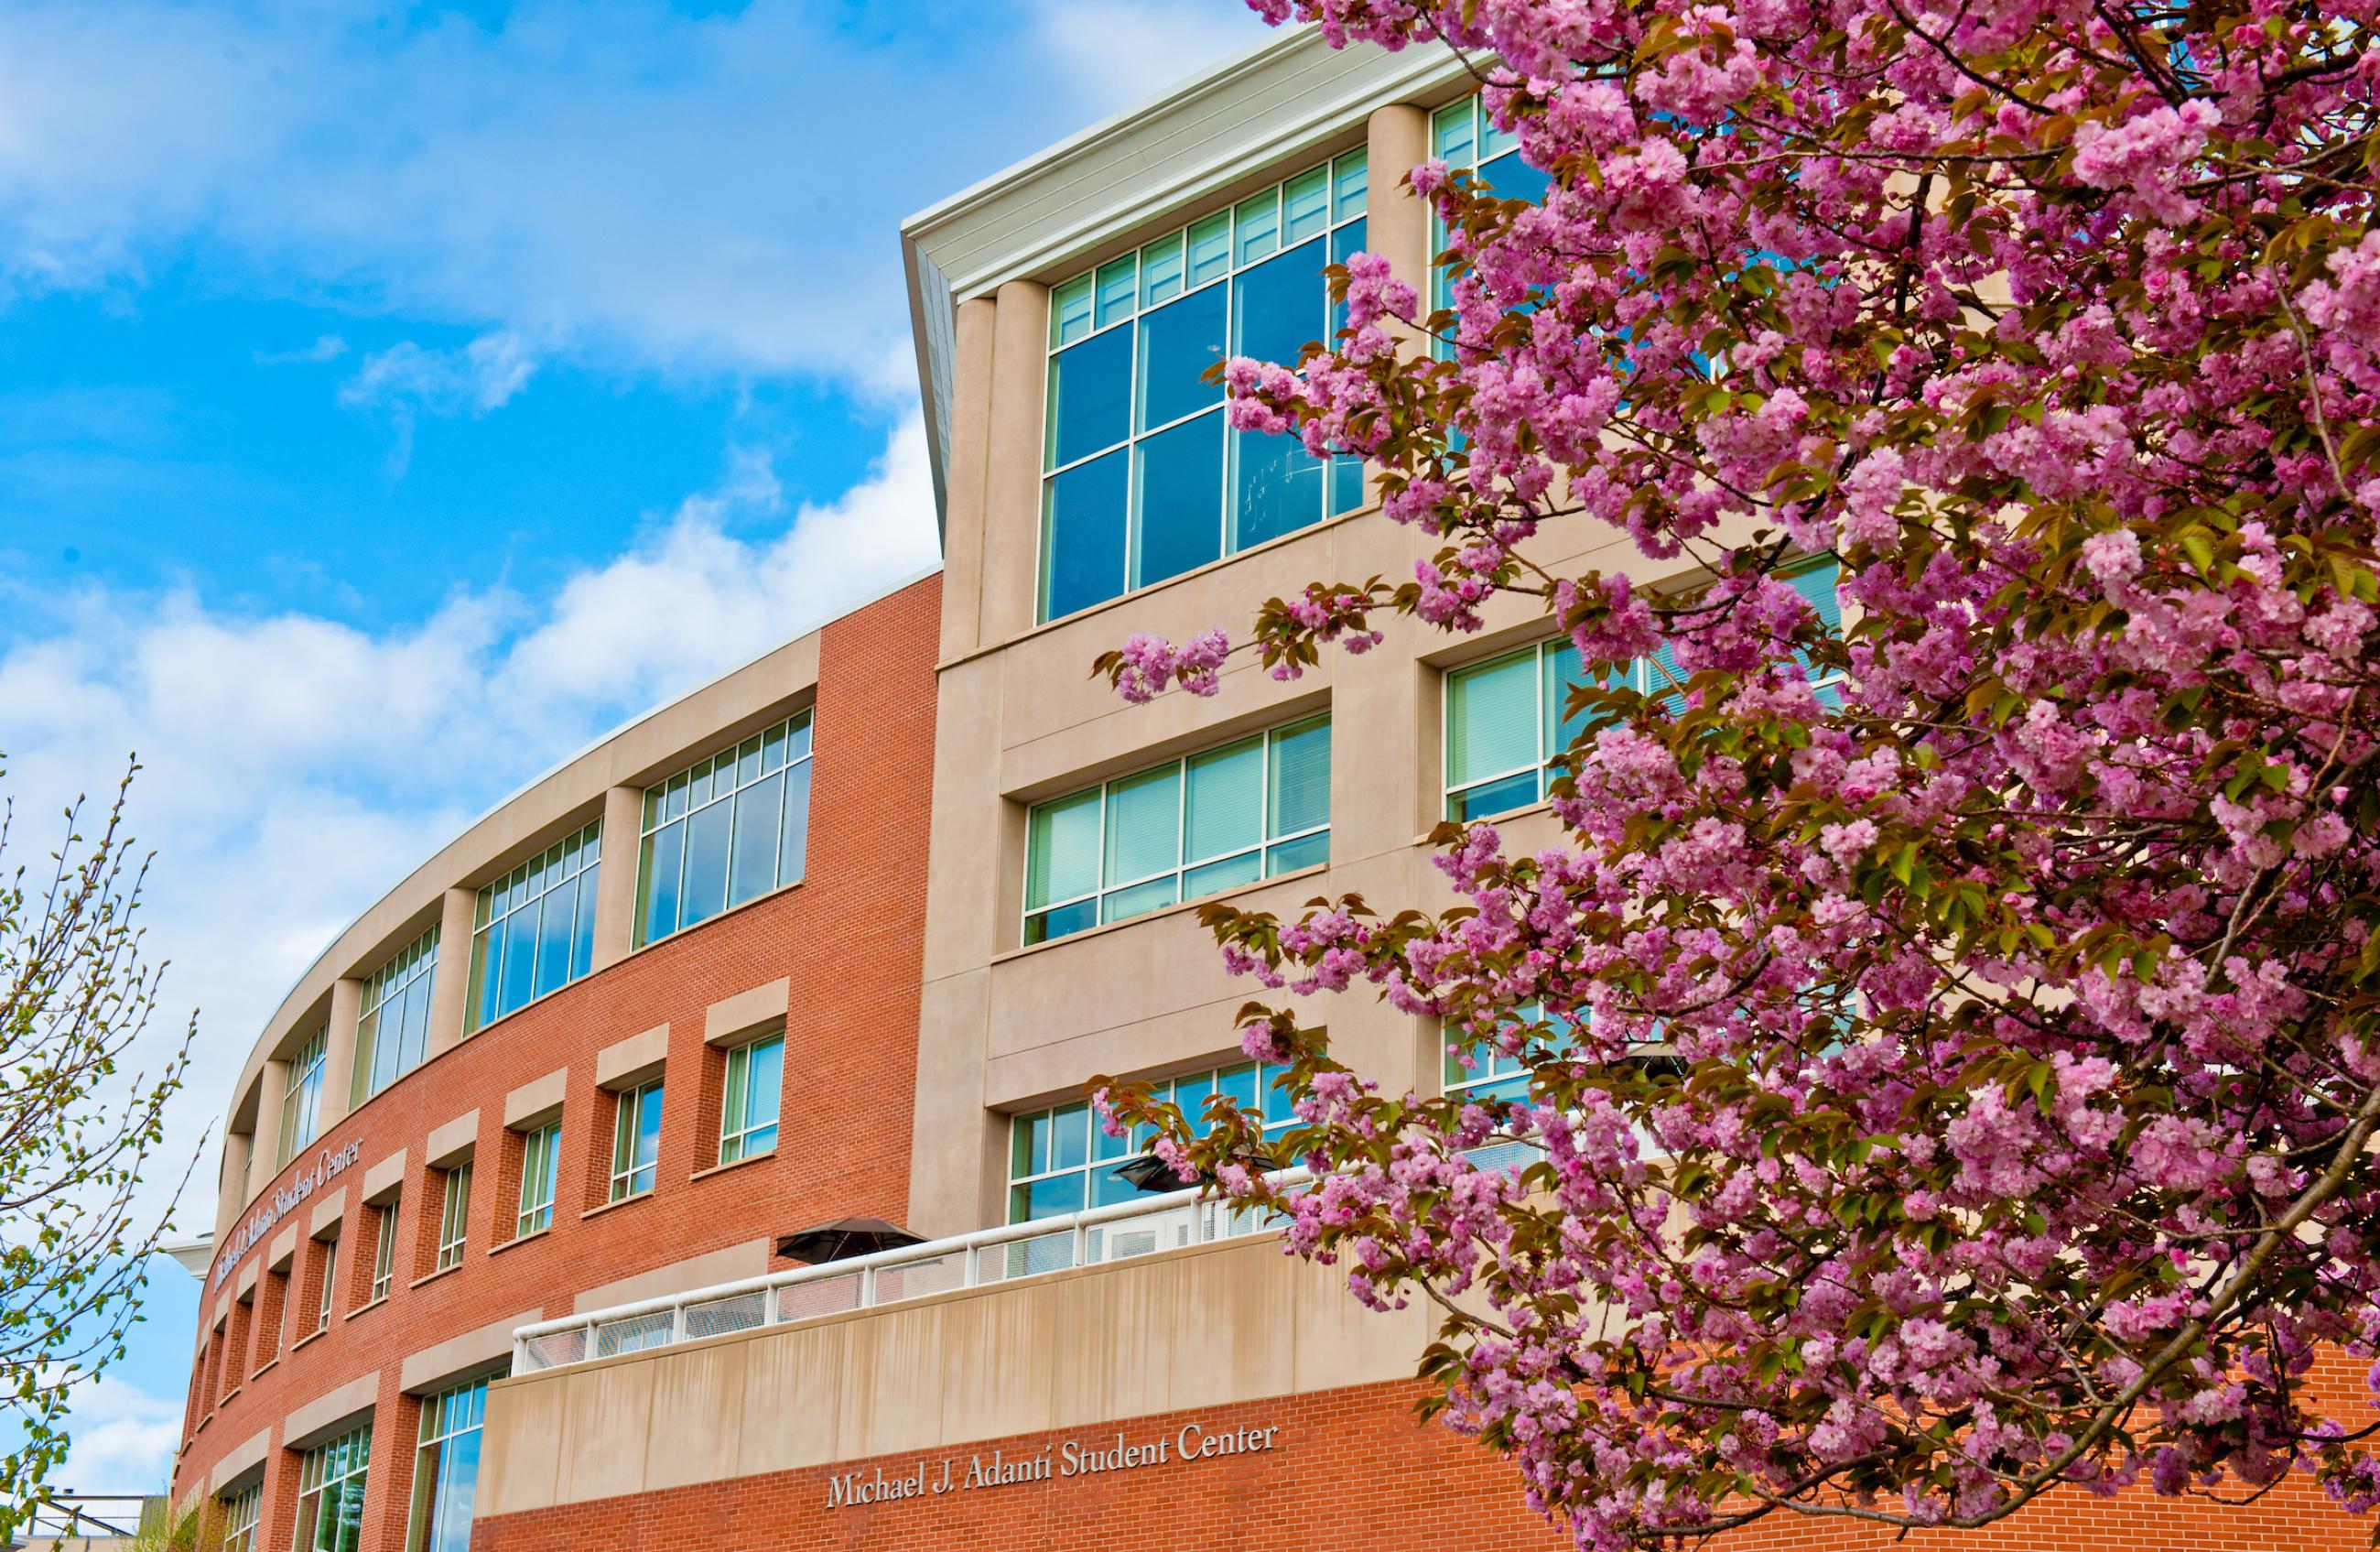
left=1032, top=0, right=1274, bottom=108
left=52, top=1373, right=180, bottom=1493
left=254, top=334, right=349, bottom=366
left=338, top=331, right=538, bottom=469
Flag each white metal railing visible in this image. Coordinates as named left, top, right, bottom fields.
left=512, top=1175, right=1308, bottom=1375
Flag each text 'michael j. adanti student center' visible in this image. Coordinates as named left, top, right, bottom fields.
left=164, top=25, right=2339, bottom=1552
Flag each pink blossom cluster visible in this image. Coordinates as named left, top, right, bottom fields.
left=1098, top=0, right=2380, bottom=1544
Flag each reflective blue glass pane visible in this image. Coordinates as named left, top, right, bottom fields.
left=1176, top=1072, right=1216, bottom=1126
left=1266, top=829, right=1330, bottom=874
left=1331, top=456, right=1367, bottom=516
left=776, top=758, right=811, bottom=887
left=1102, top=875, right=1179, bottom=925
left=568, top=866, right=599, bottom=982
left=1025, top=897, right=1098, bottom=946
left=531, top=887, right=573, bottom=1002
left=678, top=797, right=732, bottom=929
left=1130, top=411, right=1224, bottom=590
left=1050, top=1102, right=1091, bottom=1172
left=1184, top=737, right=1262, bottom=863
left=399, top=976, right=431, bottom=1075
left=1543, top=641, right=1591, bottom=757
left=1140, top=232, right=1185, bottom=308
left=1092, top=1112, right=1134, bottom=1162
left=786, top=715, right=813, bottom=765
left=1019, top=1173, right=1086, bottom=1220
left=1183, top=851, right=1262, bottom=899
left=1187, top=212, right=1232, bottom=289
left=1447, top=768, right=1542, bottom=821
left=498, top=906, right=536, bottom=1019
left=1333, top=150, right=1368, bottom=220
left=1135, top=286, right=1227, bottom=433
left=1433, top=98, right=1476, bottom=164
left=639, top=824, right=683, bottom=947
left=1090, top=1161, right=1159, bottom=1207
left=727, top=769, right=784, bottom=908
left=1479, top=151, right=1551, bottom=205
left=1268, top=718, right=1332, bottom=837
left=1231, top=239, right=1327, bottom=368
left=1235, top=189, right=1280, bottom=265
left=745, top=1038, right=784, bottom=1130
left=427, top=1430, right=481, bottom=1552
left=1040, top=450, right=1129, bottom=621
left=1052, top=274, right=1094, bottom=347
left=1045, top=328, right=1132, bottom=471
left=1230, top=425, right=1325, bottom=551
left=1095, top=257, right=1137, bottom=331
left=1330, top=217, right=1368, bottom=339
left=1482, top=108, right=1521, bottom=162
left=1283, top=166, right=1330, bottom=244
left=1217, top=1063, right=1260, bottom=1114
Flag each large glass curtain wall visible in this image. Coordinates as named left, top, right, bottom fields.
left=1041, top=151, right=1371, bottom=622
left=352, top=929, right=438, bottom=1107
left=1444, top=560, right=1844, bottom=819
left=1429, top=96, right=1553, bottom=320
left=1023, top=715, right=1330, bottom=945
left=468, top=823, right=600, bottom=1034
left=292, top=1426, right=371, bottom=1552
left=1008, top=1059, right=1301, bottom=1221
left=406, top=1378, right=491, bottom=1552
left=637, top=713, right=813, bottom=948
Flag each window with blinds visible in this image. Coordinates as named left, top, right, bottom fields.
left=1023, top=715, right=1331, bottom=945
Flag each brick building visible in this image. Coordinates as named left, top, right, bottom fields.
left=168, top=23, right=2367, bottom=1552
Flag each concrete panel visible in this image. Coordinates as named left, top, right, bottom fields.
left=234, top=1258, right=259, bottom=1300
left=316, top=979, right=363, bottom=1132
left=978, top=279, right=1050, bottom=647
left=423, top=1110, right=480, bottom=1170
left=1165, top=1241, right=1296, bottom=1414
left=905, top=971, right=995, bottom=1238
left=1291, top=1252, right=1427, bottom=1395
left=734, top=1320, right=848, bottom=1479
left=283, top=1372, right=377, bottom=1450
left=643, top=1340, right=744, bottom=1492
left=837, top=1304, right=949, bottom=1460
left=266, top=1225, right=298, bottom=1271
left=401, top=1308, right=542, bottom=1394
left=594, top=1026, right=669, bottom=1090
left=940, top=295, right=998, bottom=660
left=360, top=1147, right=406, bottom=1205
left=1048, top=1252, right=1178, bottom=1431
left=553, top=1362, right=655, bottom=1505
left=570, top=1239, right=770, bottom=1316
left=245, top=1061, right=288, bottom=1201
left=424, top=888, right=477, bottom=1058
left=589, top=786, right=644, bottom=973
left=209, top=1427, right=272, bottom=1494
left=704, top=981, right=788, bottom=1046
left=503, top=1069, right=567, bottom=1129
left=308, top=1188, right=346, bottom=1238
left=478, top=1372, right=569, bottom=1519
left=932, top=1273, right=1060, bottom=1450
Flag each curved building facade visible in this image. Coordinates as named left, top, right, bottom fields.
left=168, top=574, right=942, bottom=1552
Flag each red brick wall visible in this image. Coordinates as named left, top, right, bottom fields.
left=469, top=1373, right=2374, bottom=1552
left=169, top=575, right=942, bottom=1550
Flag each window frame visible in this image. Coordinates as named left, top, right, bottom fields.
left=609, top=1080, right=664, bottom=1202
left=352, top=928, right=439, bottom=1109
left=1006, top=1058, right=1301, bottom=1223
left=278, top=1027, right=328, bottom=1168
left=1442, top=559, right=1844, bottom=820
left=313, top=1237, right=339, bottom=1334
left=718, top=1035, right=783, bottom=1167
left=368, top=1201, right=398, bottom=1305
left=1022, top=714, right=1332, bottom=946
left=406, top=1376, right=492, bottom=1552
left=467, top=821, right=601, bottom=1035
left=219, top=1482, right=262, bottom=1552
left=1036, top=150, right=1372, bottom=624
left=291, top=1424, right=372, bottom=1552
left=515, top=1123, right=560, bottom=1239
left=435, top=1164, right=471, bottom=1273
left=635, top=713, right=815, bottom=950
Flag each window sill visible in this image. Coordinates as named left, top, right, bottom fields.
left=250, top=1358, right=280, bottom=1383
left=410, top=1263, right=464, bottom=1292
left=623, top=875, right=806, bottom=964
left=219, top=1384, right=241, bottom=1406
left=581, top=1189, right=654, bottom=1221
left=344, top=1295, right=387, bottom=1322
left=291, top=1328, right=330, bottom=1355
left=488, top=1226, right=553, bottom=1258
left=950, top=502, right=1376, bottom=671
left=995, top=861, right=1328, bottom=965
left=688, top=1149, right=774, bottom=1184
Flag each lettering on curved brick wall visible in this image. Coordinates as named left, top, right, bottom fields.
left=824, top=1421, right=1282, bottom=1509
left=212, top=1140, right=362, bottom=1287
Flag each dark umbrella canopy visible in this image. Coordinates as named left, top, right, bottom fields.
left=1114, top=1153, right=1207, bottom=1192
left=775, top=1217, right=925, bottom=1264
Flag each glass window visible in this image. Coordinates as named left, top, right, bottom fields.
left=467, top=821, right=600, bottom=1033
left=1038, top=149, right=1371, bottom=623
left=1007, top=1059, right=1300, bottom=1222
left=515, top=1123, right=559, bottom=1238
left=636, top=714, right=812, bottom=948
left=1443, top=561, right=1841, bottom=820
left=406, top=1377, right=492, bottom=1552
left=369, top=1203, right=397, bottom=1304
left=1444, top=1004, right=1581, bottom=1105
left=292, top=1424, right=371, bottom=1552
left=436, top=1165, right=471, bottom=1273
left=1429, top=96, right=1557, bottom=323
left=219, top=1483, right=261, bottom=1552
left=278, top=1028, right=328, bottom=1167
left=352, top=928, right=439, bottom=1107
left=610, top=1080, right=663, bottom=1201
left=1022, top=715, right=1330, bottom=946
left=315, top=1238, right=339, bottom=1332
left=720, top=1036, right=783, bottom=1165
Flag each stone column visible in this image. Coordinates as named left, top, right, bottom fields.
left=423, top=887, right=479, bottom=1058
left=941, top=296, right=1001, bottom=660
left=213, top=1131, right=254, bottom=1246
left=1366, top=103, right=1435, bottom=360
left=317, top=977, right=365, bottom=1129
left=590, top=786, right=647, bottom=972
left=979, top=279, right=1052, bottom=646
left=245, top=1059, right=289, bottom=1194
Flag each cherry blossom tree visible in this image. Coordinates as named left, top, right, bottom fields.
left=1098, top=0, right=2380, bottom=1543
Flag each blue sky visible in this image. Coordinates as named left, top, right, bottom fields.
left=0, top=0, right=1275, bottom=1492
